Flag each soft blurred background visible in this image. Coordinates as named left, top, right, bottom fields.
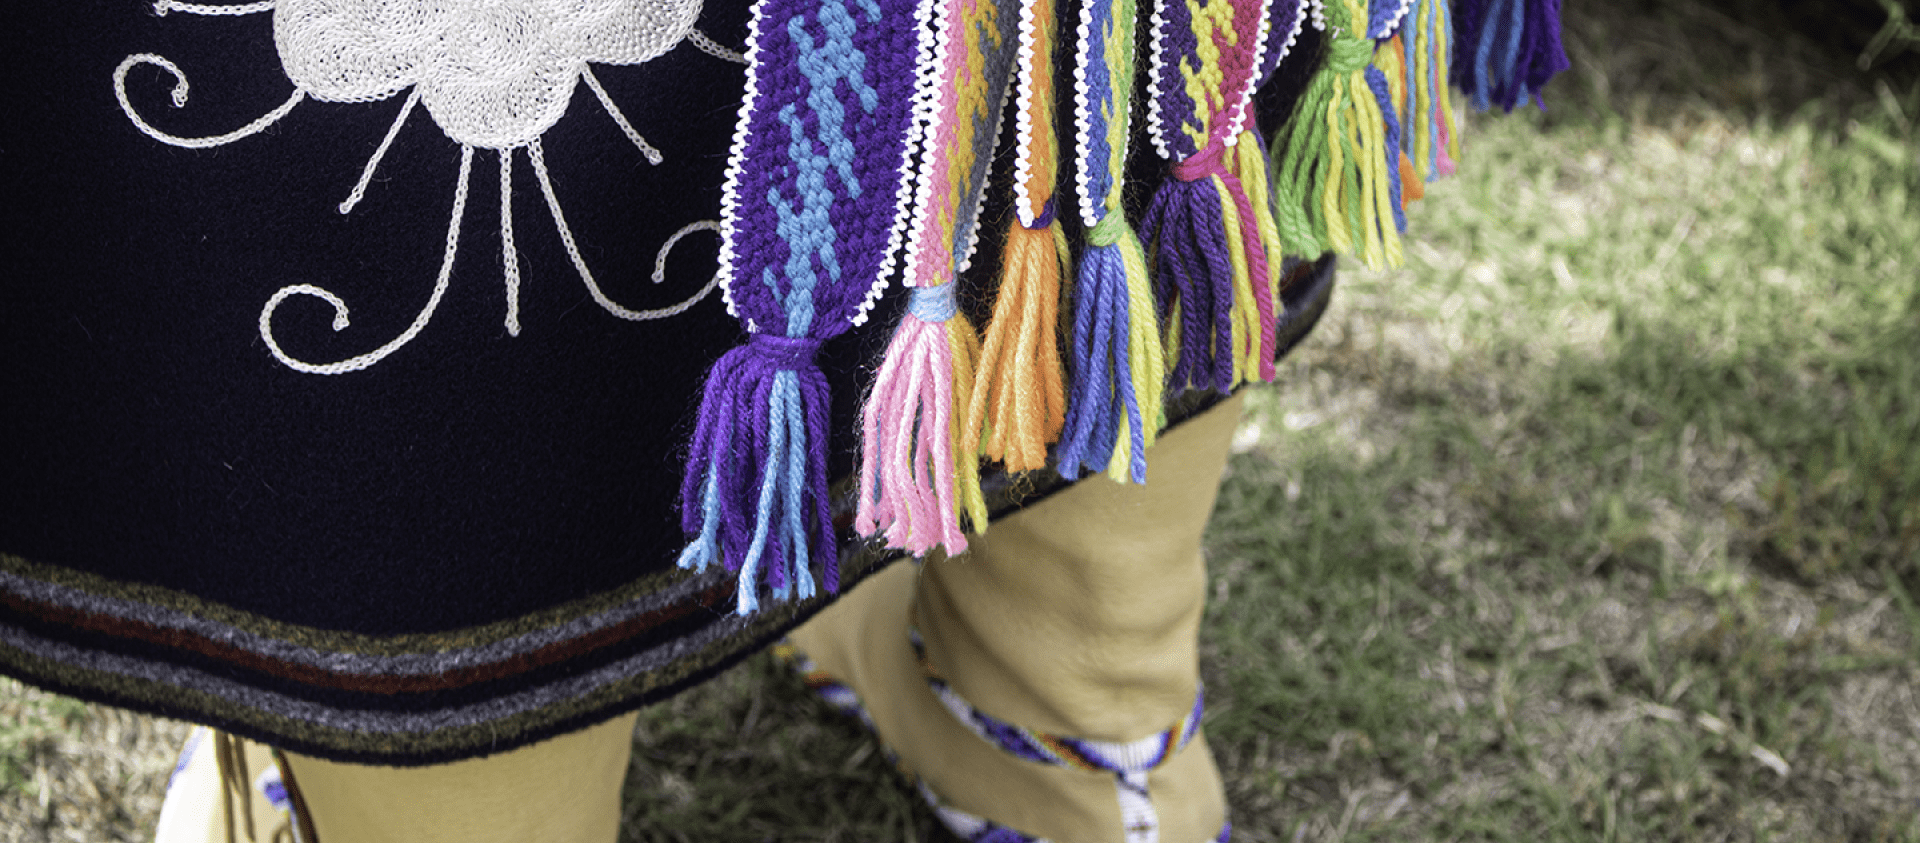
left=6, top=0, right=1918, bottom=840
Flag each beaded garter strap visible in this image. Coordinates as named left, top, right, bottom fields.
left=912, top=629, right=1211, bottom=843
left=775, top=636, right=1231, bottom=843
left=689, top=0, right=1567, bottom=608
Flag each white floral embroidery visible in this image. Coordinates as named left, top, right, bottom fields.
left=117, top=0, right=735, bottom=375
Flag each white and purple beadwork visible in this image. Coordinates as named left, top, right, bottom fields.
left=780, top=635, right=1232, bottom=843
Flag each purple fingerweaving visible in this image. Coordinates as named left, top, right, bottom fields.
left=680, top=0, right=933, bottom=615
left=1141, top=0, right=1279, bottom=395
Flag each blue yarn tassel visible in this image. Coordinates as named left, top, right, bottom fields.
left=1366, top=66, right=1410, bottom=234
left=678, top=336, right=835, bottom=615
left=1060, top=244, right=1128, bottom=478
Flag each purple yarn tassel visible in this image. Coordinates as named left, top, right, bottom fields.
left=1452, top=0, right=1569, bottom=112
left=678, top=335, right=836, bottom=613
left=680, top=0, right=927, bottom=614
left=1141, top=147, right=1238, bottom=395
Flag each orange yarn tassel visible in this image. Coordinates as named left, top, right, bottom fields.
left=969, top=219, right=1069, bottom=471
left=1399, top=150, right=1425, bottom=202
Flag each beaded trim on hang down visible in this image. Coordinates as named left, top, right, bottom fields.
left=1009, top=0, right=1061, bottom=229
left=1253, top=0, right=1308, bottom=88
left=775, top=640, right=1232, bottom=843
left=1367, top=0, right=1416, bottom=40
left=1144, top=0, right=1272, bottom=161
left=1071, top=0, right=1142, bottom=230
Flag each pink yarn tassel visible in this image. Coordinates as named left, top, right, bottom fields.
left=856, top=297, right=969, bottom=556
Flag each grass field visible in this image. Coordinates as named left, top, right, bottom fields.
left=5, top=1, right=1918, bottom=841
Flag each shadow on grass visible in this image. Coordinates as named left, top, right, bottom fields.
left=1203, top=282, right=1919, bottom=839
left=620, top=653, right=945, bottom=843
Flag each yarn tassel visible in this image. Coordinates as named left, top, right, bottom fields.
left=969, top=0, right=1069, bottom=472
left=678, top=335, right=835, bottom=615
left=971, top=216, right=1069, bottom=470
left=683, top=0, right=935, bottom=613
left=858, top=0, right=1016, bottom=553
left=1266, top=0, right=1403, bottom=269
left=1057, top=217, right=1164, bottom=483
left=1452, top=0, right=1568, bottom=112
left=1142, top=144, right=1248, bottom=394
left=1141, top=0, right=1272, bottom=392
left=1228, top=124, right=1283, bottom=382
left=1059, top=0, right=1166, bottom=484
left=1401, top=0, right=1457, bottom=181
left=857, top=287, right=986, bottom=554
left=1367, top=65, right=1410, bottom=234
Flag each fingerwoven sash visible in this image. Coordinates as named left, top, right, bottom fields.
left=1057, top=0, right=1167, bottom=484
left=857, top=0, right=1021, bottom=555
left=967, top=0, right=1073, bottom=475
left=913, top=629, right=1206, bottom=843
left=1141, top=0, right=1281, bottom=397
left=680, top=0, right=933, bottom=613
left=1253, top=0, right=1310, bottom=88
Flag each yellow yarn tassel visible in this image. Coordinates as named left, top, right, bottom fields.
left=1321, top=63, right=1402, bottom=268
left=970, top=0, right=1069, bottom=473
left=947, top=315, right=989, bottom=533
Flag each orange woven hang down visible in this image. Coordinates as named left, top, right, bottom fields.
left=968, top=0, right=1068, bottom=472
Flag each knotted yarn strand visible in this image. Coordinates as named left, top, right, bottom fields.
left=1228, top=122, right=1283, bottom=381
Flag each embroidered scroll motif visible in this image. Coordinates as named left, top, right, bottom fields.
left=116, top=0, right=725, bottom=374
